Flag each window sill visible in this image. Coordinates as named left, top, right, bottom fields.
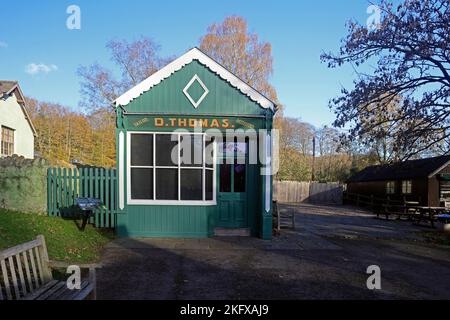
left=127, top=200, right=217, bottom=206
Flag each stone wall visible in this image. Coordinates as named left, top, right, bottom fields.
left=0, top=155, right=49, bottom=214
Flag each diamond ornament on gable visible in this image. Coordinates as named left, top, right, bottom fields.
left=183, top=74, right=209, bottom=108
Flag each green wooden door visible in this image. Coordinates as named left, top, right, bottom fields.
left=217, top=141, right=248, bottom=228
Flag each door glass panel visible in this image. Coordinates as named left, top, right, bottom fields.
left=219, top=141, right=234, bottom=159
left=234, top=164, right=246, bottom=192
left=235, top=142, right=247, bottom=157
left=220, top=164, right=231, bottom=192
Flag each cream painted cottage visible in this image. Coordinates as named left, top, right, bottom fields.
left=0, top=81, right=36, bottom=158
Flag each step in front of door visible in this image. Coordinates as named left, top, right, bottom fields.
left=214, top=228, right=251, bottom=237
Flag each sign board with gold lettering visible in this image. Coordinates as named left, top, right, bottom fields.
left=126, top=116, right=260, bottom=131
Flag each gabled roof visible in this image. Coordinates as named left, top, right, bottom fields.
left=347, top=155, right=450, bottom=183
left=0, top=80, right=37, bottom=135
left=114, top=47, right=276, bottom=111
left=0, top=80, right=19, bottom=94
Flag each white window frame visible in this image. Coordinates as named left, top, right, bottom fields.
left=1, top=126, right=15, bottom=157
left=401, top=180, right=412, bottom=194
left=127, top=131, right=216, bottom=206
left=386, top=181, right=395, bottom=194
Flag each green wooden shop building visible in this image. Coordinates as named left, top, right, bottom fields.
left=113, top=48, right=277, bottom=239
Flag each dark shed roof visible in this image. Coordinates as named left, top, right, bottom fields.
left=347, top=155, right=450, bottom=183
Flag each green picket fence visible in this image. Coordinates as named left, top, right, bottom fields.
left=47, top=167, right=117, bottom=228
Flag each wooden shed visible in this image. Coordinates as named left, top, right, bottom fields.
left=113, top=48, right=277, bottom=239
left=346, top=155, right=450, bottom=207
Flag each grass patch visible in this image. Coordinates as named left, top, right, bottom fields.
left=420, top=230, right=450, bottom=246
left=0, top=209, right=114, bottom=263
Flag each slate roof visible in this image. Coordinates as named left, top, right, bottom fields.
left=0, top=80, right=37, bottom=135
left=0, top=80, right=19, bottom=94
left=347, top=155, right=450, bottom=183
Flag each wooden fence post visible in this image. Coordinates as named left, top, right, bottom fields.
left=386, top=196, right=390, bottom=219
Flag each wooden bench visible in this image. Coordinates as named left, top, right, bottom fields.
left=0, top=235, right=100, bottom=300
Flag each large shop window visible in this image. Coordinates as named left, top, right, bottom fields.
left=128, top=133, right=215, bottom=204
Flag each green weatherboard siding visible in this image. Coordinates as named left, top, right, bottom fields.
left=123, top=60, right=266, bottom=116
left=116, top=59, right=273, bottom=239
left=116, top=205, right=214, bottom=238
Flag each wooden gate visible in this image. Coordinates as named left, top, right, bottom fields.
left=47, top=167, right=117, bottom=228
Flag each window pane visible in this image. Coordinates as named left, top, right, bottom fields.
left=131, top=134, right=153, bottom=166
left=220, top=164, right=231, bottom=192
left=131, top=168, right=153, bottom=199
left=156, top=134, right=178, bottom=166
left=205, top=136, right=214, bottom=168
left=1, top=127, right=14, bottom=156
left=220, top=141, right=234, bottom=159
left=180, top=135, right=203, bottom=167
left=181, top=169, right=202, bottom=200
left=235, top=142, right=247, bottom=158
left=234, top=164, right=246, bottom=192
left=402, top=180, right=412, bottom=194
left=386, top=181, right=395, bottom=194
left=156, top=168, right=178, bottom=200
left=206, top=170, right=213, bottom=200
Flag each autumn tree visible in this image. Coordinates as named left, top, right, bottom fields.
left=76, top=37, right=172, bottom=166
left=321, top=0, right=449, bottom=161
left=88, top=109, right=116, bottom=167
left=25, top=97, right=115, bottom=167
left=78, top=36, right=171, bottom=112
left=356, top=94, right=405, bottom=163
left=200, top=16, right=278, bottom=102
left=316, top=126, right=340, bottom=157
left=314, top=126, right=353, bottom=182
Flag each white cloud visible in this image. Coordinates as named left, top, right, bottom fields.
left=0, top=41, right=8, bottom=48
left=25, top=63, right=58, bottom=75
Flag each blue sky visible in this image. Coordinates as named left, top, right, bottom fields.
left=0, top=0, right=375, bottom=127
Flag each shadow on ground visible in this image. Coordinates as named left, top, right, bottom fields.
left=97, top=203, right=450, bottom=300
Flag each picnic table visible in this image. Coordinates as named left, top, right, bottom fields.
left=413, top=206, right=450, bottom=228
left=436, top=214, right=450, bottom=224
left=436, top=214, right=450, bottom=232
left=380, top=204, right=450, bottom=228
left=380, top=203, right=419, bottom=220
